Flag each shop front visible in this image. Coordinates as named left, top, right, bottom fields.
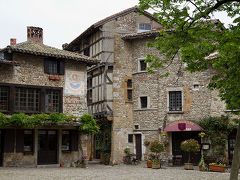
left=164, top=120, right=202, bottom=165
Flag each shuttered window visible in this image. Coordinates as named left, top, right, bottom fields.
left=70, top=130, right=78, bottom=151
left=4, top=129, right=15, bottom=153
left=44, top=59, right=64, bottom=75
left=169, top=91, right=182, bottom=111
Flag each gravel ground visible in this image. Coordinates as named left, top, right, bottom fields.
left=0, top=163, right=237, bottom=180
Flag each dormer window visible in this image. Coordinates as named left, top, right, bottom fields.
left=138, top=23, right=152, bottom=33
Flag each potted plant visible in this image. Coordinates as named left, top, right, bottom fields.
left=81, top=155, right=88, bottom=168
left=209, top=162, right=226, bottom=172
left=180, top=139, right=200, bottom=170
left=149, top=141, right=164, bottom=169
left=198, top=155, right=206, bottom=171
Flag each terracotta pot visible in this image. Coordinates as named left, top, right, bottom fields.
left=49, top=76, right=55, bottom=80
left=147, top=161, right=152, bottom=168
left=184, top=163, right=193, bottom=170
left=209, top=165, right=226, bottom=172
left=199, top=166, right=203, bottom=171
left=60, top=163, right=64, bottom=167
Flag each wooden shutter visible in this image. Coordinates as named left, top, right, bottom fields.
left=44, top=59, right=50, bottom=74
left=59, top=60, right=65, bottom=75
left=16, top=129, right=24, bottom=152
left=4, top=129, right=15, bottom=153
left=70, top=130, right=78, bottom=151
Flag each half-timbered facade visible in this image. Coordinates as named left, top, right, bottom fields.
left=0, top=26, right=97, bottom=167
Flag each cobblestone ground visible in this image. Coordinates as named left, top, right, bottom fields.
left=0, top=163, right=238, bottom=180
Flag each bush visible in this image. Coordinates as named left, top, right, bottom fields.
left=180, top=139, right=200, bottom=152
left=0, top=112, right=9, bottom=127
left=150, top=141, right=164, bottom=154
left=78, top=114, right=99, bottom=134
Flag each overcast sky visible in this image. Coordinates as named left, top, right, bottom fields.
left=0, top=0, right=234, bottom=49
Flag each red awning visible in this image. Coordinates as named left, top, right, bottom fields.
left=163, top=120, right=202, bottom=132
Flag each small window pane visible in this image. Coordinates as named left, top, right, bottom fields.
left=127, top=90, right=132, bottom=101
left=127, top=79, right=132, bottom=88
left=48, top=61, right=58, bottom=74
left=24, top=130, right=33, bottom=152
left=62, top=130, right=70, bottom=151
left=140, top=60, right=147, bottom=71
left=128, top=134, right=133, bottom=143
left=45, top=90, right=60, bottom=113
left=0, top=86, right=9, bottom=111
left=140, top=96, right=147, bottom=108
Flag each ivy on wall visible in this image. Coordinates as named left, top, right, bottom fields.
left=199, top=116, right=238, bottom=158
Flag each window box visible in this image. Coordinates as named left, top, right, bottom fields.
left=49, top=76, right=61, bottom=80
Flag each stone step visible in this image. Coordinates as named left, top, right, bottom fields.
left=37, top=164, right=60, bottom=168
left=88, top=159, right=101, bottom=164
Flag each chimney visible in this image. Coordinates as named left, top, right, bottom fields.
left=27, top=26, right=43, bottom=44
left=10, top=38, right=16, bottom=45
left=62, top=43, right=69, bottom=50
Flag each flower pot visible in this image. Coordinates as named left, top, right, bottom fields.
left=152, top=162, right=160, bottom=169
left=209, top=165, right=226, bottom=172
left=147, top=161, right=152, bottom=168
left=199, top=166, right=203, bottom=171
left=184, top=163, right=193, bottom=170
left=60, top=163, right=64, bottom=167
left=82, top=159, right=88, bottom=168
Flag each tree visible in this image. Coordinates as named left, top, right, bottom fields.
left=138, top=0, right=240, bottom=179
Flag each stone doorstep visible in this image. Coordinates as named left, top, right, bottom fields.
left=88, top=159, right=101, bottom=164
left=37, top=164, right=60, bottom=168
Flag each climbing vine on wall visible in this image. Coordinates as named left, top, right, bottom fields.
left=199, top=116, right=238, bottom=157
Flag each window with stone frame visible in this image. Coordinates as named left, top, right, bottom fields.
left=15, top=87, right=40, bottom=112
left=126, top=79, right=133, bottom=102
left=45, top=89, right=60, bottom=113
left=140, top=96, right=148, bottom=109
left=128, top=134, right=133, bottom=143
left=169, top=91, right=182, bottom=111
left=0, top=86, right=9, bottom=111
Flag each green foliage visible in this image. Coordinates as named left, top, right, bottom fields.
left=198, top=155, right=207, bottom=170
left=199, top=116, right=237, bottom=156
left=0, top=112, right=9, bottom=127
left=0, top=112, right=78, bottom=128
left=124, top=148, right=131, bottom=155
left=180, top=139, right=200, bottom=153
left=150, top=141, right=164, bottom=154
left=78, top=114, right=99, bottom=135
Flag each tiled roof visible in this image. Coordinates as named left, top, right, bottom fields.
left=64, top=6, right=159, bottom=51
left=1, top=42, right=98, bottom=65
left=0, top=59, right=19, bottom=66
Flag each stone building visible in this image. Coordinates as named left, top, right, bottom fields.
left=65, top=6, right=232, bottom=165
left=0, top=26, right=97, bottom=167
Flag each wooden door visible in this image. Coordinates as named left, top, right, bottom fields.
left=135, top=134, right=142, bottom=160
left=38, top=130, right=58, bottom=165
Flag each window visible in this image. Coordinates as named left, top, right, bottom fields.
left=138, top=23, right=152, bottom=33
left=139, top=60, right=147, bottom=72
left=24, top=130, right=33, bottom=152
left=169, top=91, right=182, bottom=111
left=126, top=79, right=133, bottom=102
left=0, top=86, right=9, bottom=111
left=0, top=53, right=4, bottom=60
left=140, top=96, right=148, bottom=109
left=128, top=134, right=133, bottom=143
left=62, top=130, right=70, bottom=151
left=44, top=59, right=64, bottom=75
left=15, top=87, right=40, bottom=112
left=45, top=89, right=60, bottom=113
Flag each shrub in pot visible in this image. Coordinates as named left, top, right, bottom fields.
left=180, top=139, right=200, bottom=170
left=149, top=141, right=164, bottom=169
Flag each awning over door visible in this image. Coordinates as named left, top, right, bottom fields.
left=164, top=120, right=202, bottom=132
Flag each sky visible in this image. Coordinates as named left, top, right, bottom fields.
left=0, top=0, right=234, bottom=49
